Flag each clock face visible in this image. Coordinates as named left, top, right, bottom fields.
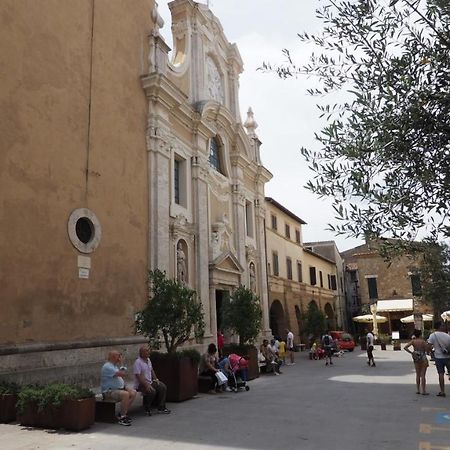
left=206, top=56, right=224, bottom=103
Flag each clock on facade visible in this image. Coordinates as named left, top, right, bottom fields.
left=206, top=56, right=224, bottom=103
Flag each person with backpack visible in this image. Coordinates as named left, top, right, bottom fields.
left=321, top=331, right=334, bottom=366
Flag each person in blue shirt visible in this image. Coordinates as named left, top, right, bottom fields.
left=101, top=350, right=137, bottom=426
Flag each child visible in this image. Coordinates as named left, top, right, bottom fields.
left=278, top=337, right=286, bottom=365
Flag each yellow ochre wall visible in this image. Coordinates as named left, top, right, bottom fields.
left=0, top=0, right=154, bottom=345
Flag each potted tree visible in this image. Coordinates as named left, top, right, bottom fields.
left=0, top=380, right=19, bottom=423
left=16, top=383, right=95, bottom=431
left=135, top=269, right=205, bottom=402
left=221, top=285, right=262, bottom=380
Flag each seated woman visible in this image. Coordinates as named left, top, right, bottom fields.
left=199, top=343, right=219, bottom=394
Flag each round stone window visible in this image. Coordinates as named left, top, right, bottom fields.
left=68, top=208, right=101, bottom=253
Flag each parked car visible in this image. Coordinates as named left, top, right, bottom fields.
left=329, top=331, right=355, bottom=352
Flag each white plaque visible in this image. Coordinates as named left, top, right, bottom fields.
left=392, top=331, right=400, bottom=340
left=78, top=268, right=90, bottom=279
left=77, top=255, right=91, bottom=269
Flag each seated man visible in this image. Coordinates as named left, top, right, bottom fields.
left=260, top=339, right=282, bottom=375
left=101, top=350, right=137, bottom=426
left=133, top=346, right=171, bottom=415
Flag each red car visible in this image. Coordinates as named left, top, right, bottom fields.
left=330, top=331, right=355, bottom=352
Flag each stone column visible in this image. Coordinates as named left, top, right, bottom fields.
left=146, top=117, right=171, bottom=273
left=191, top=154, right=212, bottom=336
left=254, top=196, right=271, bottom=337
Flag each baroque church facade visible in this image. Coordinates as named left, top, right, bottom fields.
left=0, top=0, right=272, bottom=384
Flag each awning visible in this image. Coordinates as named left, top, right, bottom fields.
left=376, top=299, right=413, bottom=312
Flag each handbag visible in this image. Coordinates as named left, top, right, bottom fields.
left=435, top=334, right=450, bottom=355
left=215, top=371, right=228, bottom=385
left=412, top=350, right=426, bottom=363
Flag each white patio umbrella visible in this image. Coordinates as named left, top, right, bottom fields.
left=352, top=314, right=388, bottom=323
left=441, top=311, right=450, bottom=322
left=400, top=314, right=433, bottom=324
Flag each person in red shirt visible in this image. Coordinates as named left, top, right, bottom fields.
left=217, top=330, right=225, bottom=357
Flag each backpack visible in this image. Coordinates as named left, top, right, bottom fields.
left=323, top=335, right=331, bottom=346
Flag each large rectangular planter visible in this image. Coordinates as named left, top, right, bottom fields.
left=151, top=354, right=199, bottom=402
left=18, top=397, right=95, bottom=431
left=61, top=397, right=95, bottom=431
left=0, top=394, right=18, bottom=423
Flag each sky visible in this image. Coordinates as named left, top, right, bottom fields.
left=157, top=0, right=363, bottom=252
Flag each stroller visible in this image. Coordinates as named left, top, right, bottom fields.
left=227, top=353, right=250, bottom=392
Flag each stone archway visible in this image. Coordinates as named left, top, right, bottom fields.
left=269, top=300, right=285, bottom=338
left=324, top=302, right=336, bottom=330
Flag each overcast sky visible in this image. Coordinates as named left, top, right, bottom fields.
left=158, top=1, right=363, bottom=252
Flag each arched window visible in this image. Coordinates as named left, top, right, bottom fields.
left=209, top=137, right=222, bottom=173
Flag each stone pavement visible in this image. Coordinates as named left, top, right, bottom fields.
left=2, top=346, right=450, bottom=450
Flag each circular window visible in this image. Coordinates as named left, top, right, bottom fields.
left=76, top=217, right=94, bottom=244
left=68, top=208, right=101, bottom=253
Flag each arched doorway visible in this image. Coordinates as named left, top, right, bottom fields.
left=269, top=300, right=285, bottom=338
left=324, top=303, right=336, bottom=330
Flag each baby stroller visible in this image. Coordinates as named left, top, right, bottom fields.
left=227, top=353, right=250, bottom=392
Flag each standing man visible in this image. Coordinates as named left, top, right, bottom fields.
left=322, top=331, right=334, bottom=366
left=133, top=346, right=171, bottom=415
left=286, top=328, right=295, bottom=366
left=366, top=329, right=376, bottom=367
left=427, top=321, right=450, bottom=397
left=101, top=350, right=137, bottom=426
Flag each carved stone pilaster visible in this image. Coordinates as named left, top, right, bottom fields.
left=146, top=120, right=172, bottom=159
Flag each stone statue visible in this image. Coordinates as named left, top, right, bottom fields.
left=177, top=242, right=187, bottom=284
left=249, top=263, right=256, bottom=292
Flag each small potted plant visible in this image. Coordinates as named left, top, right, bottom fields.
left=16, top=384, right=95, bottom=431
left=221, top=285, right=263, bottom=380
left=135, top=269, right=205, bottom=402
left=0, top=380, right=20, bottom=423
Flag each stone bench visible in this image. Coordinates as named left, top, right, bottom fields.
left=95, top=393, right=119, bottom=423
left=198, top=375, right=212, bottom=393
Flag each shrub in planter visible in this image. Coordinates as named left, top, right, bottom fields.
left=221, top=286, right=262, bottom=380
left=135, top=270, right=205, bottom=402
left=17, top=384, right=95, bottom=431
left=0, top=380, right=20, bottom=423
left=150, top=349, right=201, bottom=402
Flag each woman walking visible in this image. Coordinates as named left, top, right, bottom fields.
left=404, top=329, right=429, bottom=395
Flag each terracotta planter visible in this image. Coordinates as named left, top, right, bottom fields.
left=61, top=397, right=95, bottom=431
left=151, top=354, right=199, bottom=402
left=0, top=394, right=18, bottom=423
left=18, top=404, right=63, bottom=429
left=18, top=397, right=95, bottom=431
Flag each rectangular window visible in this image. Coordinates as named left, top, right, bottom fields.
left=319, top=271, right=323, bottom=288
left=367, top=277, right=378, bottom=300
left=285, top=224, right=290, bottom=239
left=295, top=229, right=301, bottom=244
left=174, top=156, right=187, bottom=206
left=411, top=274, right=422, bottom=296
left=174, top=159, right=180, bottom=204
left=309, top=267, right=317, bottom=286
left=286, top=257, right=292, bottom=280
left=273, top=252, right=279, bottom=276
left=297, top=261, right=303, bottom=282
left=330, top=275, right=337, bottom=290
left=271, top=214, right=277, bottom=230
left=327, top=274, right=331, bottom=289
left=245, top=201, right=254, bottom=238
